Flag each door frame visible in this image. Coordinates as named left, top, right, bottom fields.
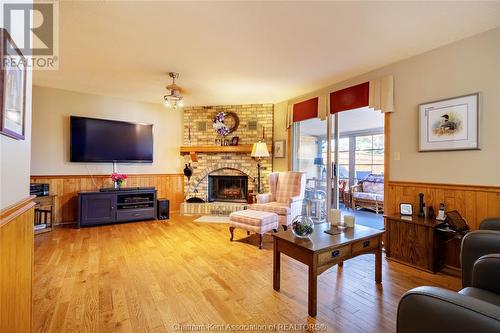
left=383, top=112, right=390, bottom=215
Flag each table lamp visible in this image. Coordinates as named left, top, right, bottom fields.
left=251, top=141, right=270, bottom=194
left=314, top=156, right=325, bottom=179
left=313, top=157, right=323, bottom=165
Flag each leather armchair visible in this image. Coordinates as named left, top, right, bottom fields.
left=461, top=229, right=500, bottom=287
left=251, top=172, right=306, bottom=229
left=480, top=217, right=500, bottom=231
left=397, top=218, right=500, bottom=333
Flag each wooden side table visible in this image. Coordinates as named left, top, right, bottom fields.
left=384, top=214, right=443, bottom=273
left=33, top=195, right=56, bottom=234
left=273, top=224, right=384, bottom=317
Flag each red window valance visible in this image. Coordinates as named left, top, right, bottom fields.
left=293, top=97, right=318, bottom=122
left=330, top=82, right=369, bottom=114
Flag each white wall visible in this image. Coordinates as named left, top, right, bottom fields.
left=0, top=2, right=33, bottom=209
left=31, top=86, right=183, bottom=175
left=278, top=28, right=500, bottom=186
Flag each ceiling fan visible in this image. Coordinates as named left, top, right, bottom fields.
left=163, top=72, right=184, bottom=109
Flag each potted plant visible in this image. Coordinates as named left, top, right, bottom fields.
left=111, top=173, right=128, bottom=189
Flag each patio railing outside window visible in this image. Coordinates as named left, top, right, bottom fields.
left=354, top=134, right=384, bottom=184
left=321, top=133, right=384, bottom=188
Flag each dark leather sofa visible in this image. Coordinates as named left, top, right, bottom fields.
left=397, top=218, right=500, bottom=333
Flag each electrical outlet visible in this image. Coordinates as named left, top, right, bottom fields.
left=394, top=152, right=401, bottom=161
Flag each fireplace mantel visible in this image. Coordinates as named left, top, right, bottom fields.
left=180, top=144, right=272, bottom=159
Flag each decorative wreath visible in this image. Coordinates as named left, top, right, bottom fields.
left=212, top=111, right=239, bottom=136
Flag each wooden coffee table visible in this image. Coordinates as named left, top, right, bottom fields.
left=272, top=224, right=384, bottom=317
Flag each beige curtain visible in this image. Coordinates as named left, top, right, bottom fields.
left=369, top=75, right=394, bottom=113
left=286, top=104, right=293, bottom=128
left=318, top=94, right=328, bottom=120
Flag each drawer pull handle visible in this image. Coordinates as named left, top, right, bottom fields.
left=133, top=213, right=141, bottom=217
left=331, top=250, right=340, bottom=258
left=363, top=241, right=370, bottom=248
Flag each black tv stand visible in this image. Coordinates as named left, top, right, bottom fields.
left=78, top=188, right=157, bottom=227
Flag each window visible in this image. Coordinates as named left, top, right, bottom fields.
left=320, top=137, right=350, bottom=185
left=338, top=137, right=350, bottom=184
left=354, top=134, right=384, bottom=183
left=293, top=117, right=327, bottom=181
left=319, top=133, right=384, bottom=186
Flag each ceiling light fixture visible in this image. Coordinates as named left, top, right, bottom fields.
left=163, top=72, right=184, bottom=109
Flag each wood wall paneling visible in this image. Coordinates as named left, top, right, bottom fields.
left=386, top=181, right=500, bottom=230
left=30, top=174, right=184, bottom=224
left=0, top=197, right=35, bottom=333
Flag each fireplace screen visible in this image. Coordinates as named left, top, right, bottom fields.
left=208, top=175, right=248, bottom=202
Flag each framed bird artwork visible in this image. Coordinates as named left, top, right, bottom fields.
left=419, top=93, right=479, bottom=151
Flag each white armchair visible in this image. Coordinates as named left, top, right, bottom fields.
left=251, top=172, right=306, bottom=230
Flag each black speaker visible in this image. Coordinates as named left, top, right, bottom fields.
left=157, top=198, right=170, bottom=220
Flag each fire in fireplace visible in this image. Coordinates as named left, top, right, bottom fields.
left=208, top=175, right=248, bottom=203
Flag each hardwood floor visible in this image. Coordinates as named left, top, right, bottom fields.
left=33, top=214, right=461, bottom=333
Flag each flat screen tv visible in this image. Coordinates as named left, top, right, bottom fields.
left=70, top=116, right=153, bottom=163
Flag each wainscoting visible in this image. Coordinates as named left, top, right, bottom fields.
left=30, top=174, right=184, bottom=224
left=386, top=181, right=500, bottom=230
left=0, top=197, right=35, bottom=333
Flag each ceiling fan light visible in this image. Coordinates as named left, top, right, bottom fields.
left=162, top=72, right=184, bottom=109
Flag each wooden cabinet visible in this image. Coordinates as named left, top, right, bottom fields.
left=79, top=193, right=117, bottom=226
left=384, top=214, right=443, bottom=273
left=78, top=189, right=157, bottom=227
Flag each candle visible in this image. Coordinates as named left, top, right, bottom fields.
left=329, top=209, right=341, bottom=226
left=344, top=215, right=355, bottom=228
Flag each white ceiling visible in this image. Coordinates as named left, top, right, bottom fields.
left=34, top=1, right=500, bottom=106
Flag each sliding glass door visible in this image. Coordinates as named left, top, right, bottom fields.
left=329, top=114, right=339, bottom=211
left=293, top=107, right=385, bottom=224
left=293, top=117, right=327, bottom=222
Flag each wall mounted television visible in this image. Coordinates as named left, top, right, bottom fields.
left=70, top=116, right=153, bottom=163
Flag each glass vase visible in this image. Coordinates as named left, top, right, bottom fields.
left=291, top=215, right=314, bottom=238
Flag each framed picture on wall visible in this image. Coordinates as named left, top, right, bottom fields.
left=0, top=28, right=27, bottom=140
left=418, top=93, right=479, bottom=152
left=274, top=140, right=286, bottom=158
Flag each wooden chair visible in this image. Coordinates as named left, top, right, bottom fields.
left=351, top=174, right=384, bottom=213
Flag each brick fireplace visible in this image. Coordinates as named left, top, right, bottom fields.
left=180, top=104, right=273, bottom=214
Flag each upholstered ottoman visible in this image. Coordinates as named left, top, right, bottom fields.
left=229, top=210, right=279, bottom=249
